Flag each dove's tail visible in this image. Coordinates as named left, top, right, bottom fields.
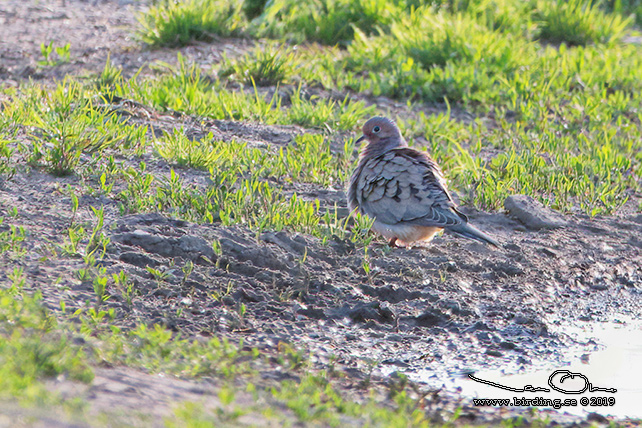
left=447, top=223, right=499, bottom=247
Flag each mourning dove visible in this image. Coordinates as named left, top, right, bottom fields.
left=347, top=116, right=499, bottom=247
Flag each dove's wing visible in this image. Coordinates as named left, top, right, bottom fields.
left=354, top=148, right=466, bottom=227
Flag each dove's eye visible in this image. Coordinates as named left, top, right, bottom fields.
left=373, top=126, right=381, bottom=133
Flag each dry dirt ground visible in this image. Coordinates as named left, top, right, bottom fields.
left=1, top=0, right=642, bottom=426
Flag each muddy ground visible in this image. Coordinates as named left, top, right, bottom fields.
left=1, top=0, right=642, bottom=426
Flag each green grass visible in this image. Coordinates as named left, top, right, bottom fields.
left=96, top=324, right=257, bottom=378
left=0, top=268, right=93, bottom=404
left=135, top=0, right=639, bottom=48
left=6, top=79, right=148, bottom=176
left=390, top=8, right=526, bottom=69
left=113, top=56, right=373, bottom=130
left=430, top=0, right=538, bottom=34
left=606, top=0, right=642, bottom=25
left=0, top=76, right=373, bottom=244
left=137, top=0, right=247, bottom=47
left=115, top=161, right=365, bottom=243
left=154, top=129, right=353, bottom=186
left=2, top=41, right=640, bottom=219
left=253, top=0, right=403, bottom=45
left=221, top=42, right=298, bottom=86
left=536, top=0, right=632, bottom=45
left=0, top=217, right=26, bottom=256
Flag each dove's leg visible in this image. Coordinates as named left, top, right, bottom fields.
left=388, top=237, right=398, bottom=247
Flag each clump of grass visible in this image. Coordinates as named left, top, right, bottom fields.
left=277, top=133, right=357, bottom=185
left=38, top=42, right=71, bottom=67
left=117, top=163, right=340, bottom=238
left=536, top=0, right=632, bottom=45
left=222, top=43, right=298, bottom=86
left=154, top=130, right=231, bottom=170
left=429, top=94, right=640, bottom=215
left=137, top=0, right=247, bottom=47
left=264, top=372, right=431, bottom=425
left=6, top=80, right=149, bottom=175
left=254, top=0, right=402, bottom=45
left=0, top=218, right=26, bottom=256
left=416, top=0, right=537, bottom=34
left=467, top=143, right=633, bottom=215
left=464, top=0, right=537, bottom=34
left=118, top=163, right=307, bottom=231
left=390, top=8, right=527, bottom=70
left=122, top=56, right=284, bottom=121
left=127, top=127, right=372, bottom=242
left=95, top=54, right=123, bottom=90
left=286, top=86, right=375, bottom=129
left=17, top=80, right=120, bottom=176
left=0, top=137, right=16, bottom=181
left=342, top=8, right=534, bottom=102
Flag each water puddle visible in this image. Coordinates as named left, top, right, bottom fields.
left=458, top=321, right=642, bottom=420
left=400, top=320, right=642, bottom=420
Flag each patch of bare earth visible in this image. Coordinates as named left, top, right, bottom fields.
left=0, top=0, right=254, bottom=85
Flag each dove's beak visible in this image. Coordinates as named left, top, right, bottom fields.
left=355, top=135, right=366, bottom=145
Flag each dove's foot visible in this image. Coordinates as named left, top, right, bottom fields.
left=388, top=237, right=399, bottom=248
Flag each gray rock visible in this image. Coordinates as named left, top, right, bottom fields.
left=504, top=195, right=568, bottom=230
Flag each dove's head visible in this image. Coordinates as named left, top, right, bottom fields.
left=356, top=116, right=407, bottom=156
